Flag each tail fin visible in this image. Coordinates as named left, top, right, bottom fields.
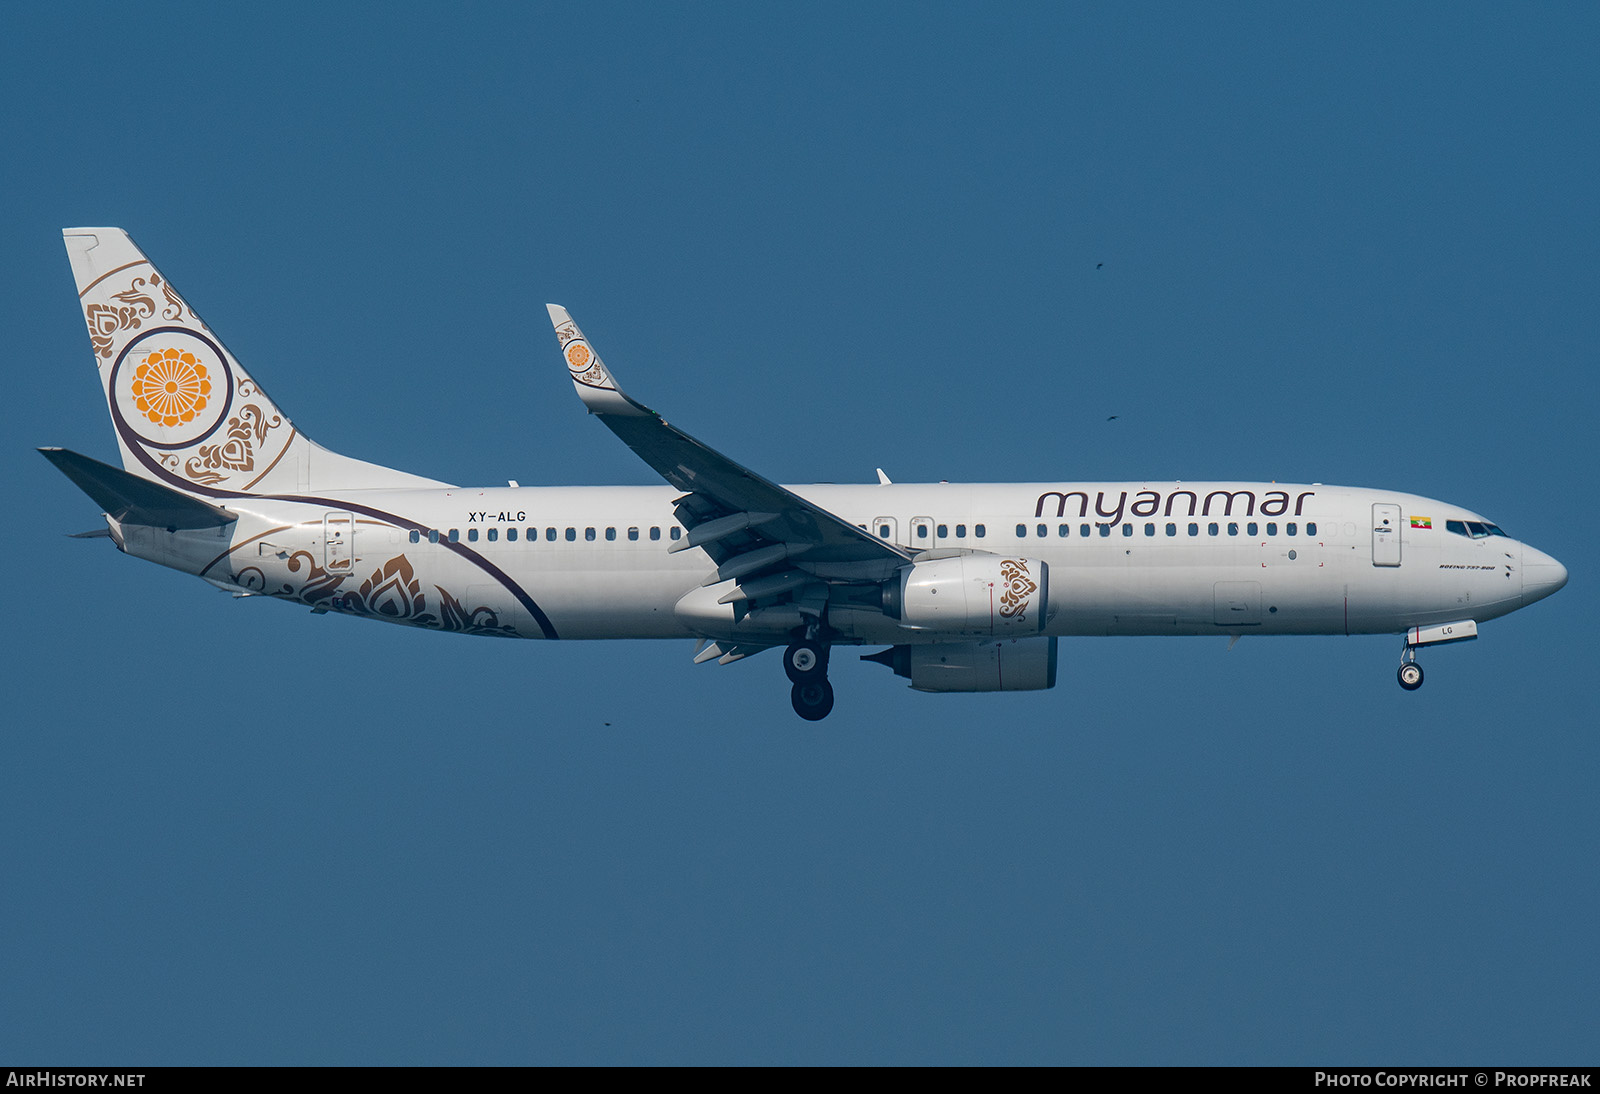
left=64, top=228, right=447, bottom=497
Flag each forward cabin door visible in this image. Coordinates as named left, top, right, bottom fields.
left=1371, top=503, right=1401, bottom=567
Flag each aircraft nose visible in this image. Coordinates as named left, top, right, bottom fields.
left=1522, top=544, right=1569, bottom=606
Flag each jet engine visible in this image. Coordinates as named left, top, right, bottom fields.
left=863, top=636, right=1058, bottom=692
left=881, top=554, right=1049, bottom=636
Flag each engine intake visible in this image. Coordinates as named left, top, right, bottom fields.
left=884, top=554, right=1048, bottom=636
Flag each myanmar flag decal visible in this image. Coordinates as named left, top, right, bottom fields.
left=1410, top=516, right=1432, bottom=529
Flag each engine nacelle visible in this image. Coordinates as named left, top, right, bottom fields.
left=864, top=637, right=1059, bottom=692
left=886, top=554, right=1048, bottom=636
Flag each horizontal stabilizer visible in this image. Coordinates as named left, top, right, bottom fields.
left=40, top=448, right=236, bottom=529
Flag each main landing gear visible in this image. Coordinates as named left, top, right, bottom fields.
left=1397, top=644, right=1424, bottom=691
left=785, top=638, right=833, bottom=720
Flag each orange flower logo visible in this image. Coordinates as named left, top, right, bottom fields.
left=132, top=347, right=212, bottom=427
left=565, top=343, right=592, bottom=372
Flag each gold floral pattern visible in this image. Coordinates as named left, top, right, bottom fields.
left=84, top=273, right=190, bottom=358
left=234, top=550, right=518, bottom=637
left=999, top=559, right=1038, bottom=620
left=132, top=347, right=212, bottom=427
left=185, top=404, right=281, bottom=484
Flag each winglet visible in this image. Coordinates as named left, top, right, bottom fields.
left=546, top=304, right=650, bottom=417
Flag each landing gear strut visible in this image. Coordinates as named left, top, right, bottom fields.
left=785, top=637, right=833, bottom=720
left=1397, top=644, right=1424, bottom=691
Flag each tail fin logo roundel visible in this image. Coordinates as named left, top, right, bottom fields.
left=112, top=329, right=234, bottom=451
left=130, top=347, right=212, bottom=428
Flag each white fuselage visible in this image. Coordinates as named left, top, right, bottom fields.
left=117, top=480, right=1565, bottom=646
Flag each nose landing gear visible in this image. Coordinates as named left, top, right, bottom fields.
left=1397, top=645, right=1424, bottom=690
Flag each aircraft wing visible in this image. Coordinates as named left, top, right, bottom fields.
left=546, top=306, right=911, bottom=593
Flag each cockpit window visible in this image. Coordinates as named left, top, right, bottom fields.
left=1446, top=519, right=1509, bottom=539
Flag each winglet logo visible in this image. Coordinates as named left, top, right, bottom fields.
left=131, top=347, right=212, bottom=427
left=561, top=335, right=614, bottom=391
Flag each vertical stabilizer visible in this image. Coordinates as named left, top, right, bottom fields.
left=64, top=228, right=447, bottom=496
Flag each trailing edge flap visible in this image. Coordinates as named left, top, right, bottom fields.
left=545, top=304, right=911, bottom=567
left=40, top=447, right=236, bottom=529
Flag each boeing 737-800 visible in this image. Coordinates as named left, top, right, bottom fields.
left=44, top=228, right=1568, bottom=719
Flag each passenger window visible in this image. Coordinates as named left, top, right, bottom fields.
left=628, top=527, right=639, bottom=541
left=1248, top=522, right=1258, bottom=536
left=428, top=529, right=439, bottom=543
left=975, top=525, right=986, bottom=538
left=487, top=528, right=498, bottom=542
left=1122, top=523, right=1132, bottom=537
left=547, top=528, right=558, bottom=542
left=565, top=527, right=576, bottom=541
left=1307, top=522, right=1317, bottom=536
left=1016, top=524, right=1027, bottom=538
left=1098, top=524, right=1111, bottom=538
left=468, top=528, right=479, bottom=542
left=650, top=527, right=661, bottom=541
left=1287, top=523, right=1297, bottom=536
left=1228, top=522, right=1238, bottom=536
left=507, top=528, right=518, bottom=542
left=409, top=529, right=420, bottom=544
left=1188, top=523, right=1199, bottom=536
left=937, top=524, right=948, bottom=538
left=448, top=529, right=459, bottom=542
left=1166, top=523, right=1176, bottom=536
left=915, top=524, right=928, bottom=540
left=670, top=527, right=681, bottom=541
left=1144, top=523, right=1155, bottom=537
left=1080, top=524, right=1091, bottom=537
left=603, top=527, right=614, bottom=541
left=1037, top=524, right=1048, bottom=538
left=1266, top=523, right=1277, bottom=536
left=955, top=524, right=966, bottom=538
left=879, top=524, right=891, bottom=539
left=1208, top=522, right=1218, bottom=536
left=585, top=528, right=596, bottom=541
left=1059, top=524, right=1070, bottom=537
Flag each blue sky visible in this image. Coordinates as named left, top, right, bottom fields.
left=2, top=2, right=1595, bottom=1064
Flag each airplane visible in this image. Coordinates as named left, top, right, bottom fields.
left=43, top=228, right=1568, bottom=720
